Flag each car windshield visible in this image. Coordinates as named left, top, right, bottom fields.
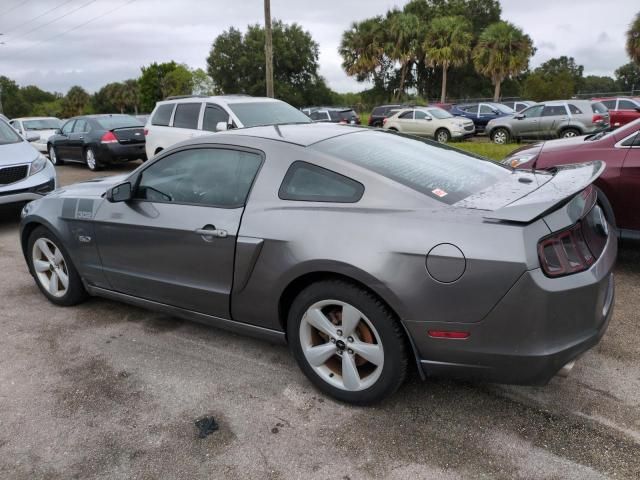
left=95, top=115, right=143, bottom=130
left=494, top=104, right=515, bottom=114
left=426, top=108, right=453, bottom=119
left=22, top=119, right=62, bottom=130
left=312, top=130, right=509, bottom=205
left=229, top=101, right=311, bottom=127
left=0, top=119, right=22, bottom=145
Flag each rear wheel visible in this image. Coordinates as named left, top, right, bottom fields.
left=48, top=145, right=62, bottom=165
left=85, top=147, right=101, bottom=171
left=561, top=128, right=581, bottom=138
left=435, top=128, right=451, bottom=143
left=287, top=280, right=408, bottom=405
left=491, top=127, right=510, bottom=144
left=27, top=227, right=87, bottom=306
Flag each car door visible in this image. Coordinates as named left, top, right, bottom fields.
left=55, top=120, right=76, bottom=158
left=513, top=105, right=544, bottom=139
left=202, top=103, right=231, bottom=132
left=93, top=146, right=263, bottom=319
left=67, top=119, right=89, bottom=161
left=538, top=104, right=569, bottom=139
left=413, top=110, right=433, bottom=136
left=616, top=99, right=640, bottom=127
left=478, top=104, right=498, bottom=130
left=396, top=110, right=415, bottom=133
left=617, top=132, right=640, bottom=230
left=169, top=102, right=204, bottom=144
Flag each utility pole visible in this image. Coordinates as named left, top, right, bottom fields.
left=264, top=0, right=274, bottom=98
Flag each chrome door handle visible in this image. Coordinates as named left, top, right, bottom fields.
left=195, top=228, right=228, bottom=239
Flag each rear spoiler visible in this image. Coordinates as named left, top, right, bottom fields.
left=484, top=161, right=605, bottom=223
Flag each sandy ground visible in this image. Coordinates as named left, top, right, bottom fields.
left=0, top=161, right=638, bottom=479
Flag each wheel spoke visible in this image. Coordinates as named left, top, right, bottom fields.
left=340, top=304, right=361, bottom=336
left=57, top=268, right=69, bottom=290
left=305, top=308, right=336, bottom=337
left=48, top=271, right=59, bottom=295
left=341, top=352, right=361, bottom=391
left=33, top=259, right=50, bottom=272
left=36, top=239, right=55, bottom=263
left=350, top=341, right=384, bottom=366
left=304, top=342, right=336, bottom=367
left=53, top=247, right=63, bottom=265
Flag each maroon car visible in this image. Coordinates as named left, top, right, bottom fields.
left=504, top=119, right=640, bottom=240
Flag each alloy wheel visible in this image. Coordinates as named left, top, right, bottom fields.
left=32, top=238, right=69, bottom=298
left=85, top=149, right=97, bottom=170
left=563, top=130, right=577, bottom=138
left=49, top=146, right=57, bottom=165
left=436, top=130, right=449, bottom=143
left=493, top=130, right=508, bottom=144
left=299, top=300, right=384, bottom=392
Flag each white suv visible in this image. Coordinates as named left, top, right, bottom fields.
left=144, top=95, right=311, bottom=159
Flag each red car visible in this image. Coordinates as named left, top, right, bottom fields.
left=503, top=119, right=640, bottom=240
left=593, top=97, right=640, bottom=128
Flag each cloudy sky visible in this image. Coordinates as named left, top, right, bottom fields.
left=0, top=0, right=636, bottom=94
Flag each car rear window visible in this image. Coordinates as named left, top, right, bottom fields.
left=591, top=102, right=607, bottom=114
left=228, top=101, right=311, bottom=128
left=372, top=107, right=385, bottom=116
left=279, top=161, right=364, bottom=202
left=95, top=115, right=142, bottom=130
left=23, top=119, right=61, bottom=130
left=567, top=104, right=582, bottom=114
left=173, top=103, right=201, bottom=129
left=151, top=104, right=175, bottom=126
left=311, top=131, right=509, bottom=205
left=328, top=109, right=357, bottom=121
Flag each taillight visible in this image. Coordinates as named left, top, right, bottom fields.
left=592, top=114, right=604, bottom=124
left=538, top=222, right=595, bottom=277
left=100, top=131, right=118, bottom=144
left=382, top=117, right=388, bottom=125
left=144, top=128, right=149, bottom=136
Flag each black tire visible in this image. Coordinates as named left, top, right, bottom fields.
left=435, top=128, right=451, bottom=143
left=84, top=147, right=101, bottom=171
left=48, top=144, right=63, bottom=165
left=491, top=127, right=510, bottom=144
left=27, top=226, right=88, bottom=306
left=560, top=128, right=581, bottom=138
left=388, top=127, right=398, bottom=132
left=287, top=280, right=408, bottom=405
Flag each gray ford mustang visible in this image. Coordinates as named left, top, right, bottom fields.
left=20, top=124, right=616, bottom=404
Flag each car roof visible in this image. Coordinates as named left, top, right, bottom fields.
left=156, top=95, right=282, bottom=105
left=12, top=116, right=59, bottom=121
left=194, top=123, right=363, bottom=147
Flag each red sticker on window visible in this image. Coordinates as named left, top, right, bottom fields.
left=432, top=188, right=448, bottom=197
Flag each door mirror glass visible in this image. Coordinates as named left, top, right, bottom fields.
left=425, top=115, right=432, bottom=121
left=107, top=182, right=132, bottom=203
left=215, top=121, right=228, bottom=131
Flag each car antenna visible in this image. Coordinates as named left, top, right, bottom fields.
left=530, top=140, right=546, bottom=171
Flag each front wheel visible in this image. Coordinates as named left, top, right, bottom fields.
left=561, top=128, right=581, bottom=138
left=491, top=127, right=510, bottom=144
left=48, top=145, right=63, bottom=165
left=27, top=226, right=87, bottom=306
left=287, top=280, right=408, bottom=405
left=85, top=147, right=101, bottom=171
left=435, top=128, right=451, bottom=143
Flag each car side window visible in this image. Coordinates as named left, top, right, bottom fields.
left=151, top=103, right=175, bottom=126
left=618, top=99, right=637, bottom=110
left=279, top=161, right=364, bottom=203
left=601, top=100, right=616, bottom=110
left=521, top=105, right=544, bottom=118
left=399, top=111, right=413, bottom=119
left=173, top=103, right=201, bottom=129
left=135, top=148, right=262, bottom=208
left=61, top=120, right=75, bottom=134
left=202, top=104, right=230, bottom=132
left=73, top=120, right=89, bottom=133
left=479, top=104, right=495, bottom=115
left=372, top=107, right=384, bottom=116
left=542, top=105, right=567, bottom=117
left=567, top=104, right=582, bottom=114
left=414, top=110, right=428, bottom=120
left=621, top=133, right=640, bottom=147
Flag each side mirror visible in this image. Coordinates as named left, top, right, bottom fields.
left=215, top=121, right=228, bottom=132
left=515, top=113, right=525, bottom=120
left=106, top=182, right=132, bottom=203
left=25, top=132, right=40, bottom=142
left=424, top=116, right=432, bottom=121
left=55, top=128, right=62, bottom=135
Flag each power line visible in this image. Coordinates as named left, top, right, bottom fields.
left=0, top=0, right=139, bottom=58
left=2, top=0, right=100, bottom=44
left=1, top=0, right=77, bottom=37
left=0, top=0, right=35, bottom=17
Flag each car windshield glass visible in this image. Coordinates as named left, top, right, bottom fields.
left=312, top=131, right=509, bottom=205
left=23, top=119, right=61, bottom=130
left=228, top=101, right=311, bottom=127
left=494, top=104, right=515, bottom=114
left=95, top=115, right=143, bottom=130
left=426, top=108, right=453, bottom=119
left=0, top=120, right=22, bottom=145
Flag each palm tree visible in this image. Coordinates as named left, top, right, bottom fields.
left=386, top=11, right=420, bottom=99
left=340, top=17, right=386, bottom=83
left=424, top=16, right=472, bottom=103
left=627, top=12, right=640, bottom=65
left=472, top=21, right=534, bottom=101
left=122, top=79, right=140, bottom=115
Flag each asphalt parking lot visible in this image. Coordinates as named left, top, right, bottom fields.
left=1, top=162, right=639, bottom=480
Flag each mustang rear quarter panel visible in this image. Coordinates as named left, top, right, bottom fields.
left=230, top=139, right=549, bottom=332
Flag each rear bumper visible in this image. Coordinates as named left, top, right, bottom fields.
left=408, top=233, right=617, bottom=385
left=96, top=143, right=146, bottom=164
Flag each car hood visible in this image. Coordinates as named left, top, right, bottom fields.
left=0, top=141, right=39, bottom=166
left=456, top=161, right=605, bottom=223
left=52, top=173, right=129, bottom=198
